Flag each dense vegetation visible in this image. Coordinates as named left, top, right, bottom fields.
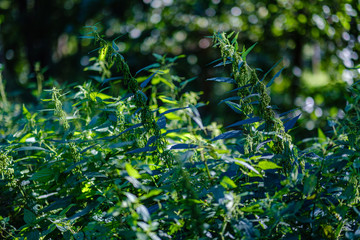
left=1, top=28, right=360, bottom=239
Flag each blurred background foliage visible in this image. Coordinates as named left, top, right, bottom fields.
left=0, top=0, right=359, bottom=140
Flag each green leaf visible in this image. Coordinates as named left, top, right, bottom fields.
left=30, top=168, right=54, bottom=182
left=318, top=128, right=327, bottom=143
left=13, top=146, right=49, bottom=152
left=22, top=104, right=32, bottom=119
left=242, top=42, right=257, bottom=61
left=258, top=161, right=282, bottom=170
left=303, top=175, right=317, bottom=196
left=220, top=176, right=237, bottom=189
left=27, top=230, right=40, bottom=240
left=125, top=163, right=141, bottom=179
left=266, top=67, right=284, bottom=87
left=24, top=209, right=36, bottom=224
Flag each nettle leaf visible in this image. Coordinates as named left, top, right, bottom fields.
left=30, top=168, right=54, bottom=182
left=158, top=95, right=177, bottom=104
left=212, top=130, right=242, bottom=141
left=159, top=107, right=188, bottom=117
left=14, top=146, right=49, bottom=152
left=226, top=83, right=252, bottom=94
left=223, top=156, right=259, bottom=174
left=126, top=146, right=156, bottom=154
left=24, top=209, right=36, bottom=224
left=27, top=230, right=40, bottom=240
left=242, top=42, right=257, bottom=60
left=136, top=205, right=151, bottom=222
left=266, top=67, right=284, bottom=88
left=227, top=117, right=261, bottom=128
left=258, top=161, right=282, bottom=170
left=206, top=77, right=236, bottom=84
left=125, top=163, right=141, bottom=179
left=220, top=176, right=237, bottom=189
left=101, top=76, right=123, bottom=85
left=66, top=201, right=100, bottom=221
left=170, top=144, right=198, bottom=150
left=213, top=60, right=232, bottom=67
left=225, top=101, right=243, bottom=114
left=218, top=96, right=242, bottom=105
left=304, top=175, right=317, bottom=196
left=140, top=71, right=157, bottom=88
left=157, top=116, right=166, bottom=129
left=260, top=59, right=282, bottom=82
left=108, top=140, right=134, bottom=149
left=284, top=114, right=301, bottom=132
left=145, top=136, right=158, bottom=147
left=318, top=128, right=327, bottom=143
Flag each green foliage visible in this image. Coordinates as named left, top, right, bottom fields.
left=1, top=30, right=360, bottom=240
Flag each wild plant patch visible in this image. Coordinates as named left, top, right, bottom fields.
left=1, top=29, right=360, bottom=239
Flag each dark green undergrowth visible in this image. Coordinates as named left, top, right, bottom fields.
left=1, top=29, right=360, bottom=239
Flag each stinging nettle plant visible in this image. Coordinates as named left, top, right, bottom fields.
left=1, top=27, right=360, bottom=240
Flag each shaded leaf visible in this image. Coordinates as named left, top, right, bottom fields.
left=30, top=168, right=54, bottom=182
left=266, top=67, right=284, bottom=87
left=135, top=63, right=161, bottom=76
left=140, top=71, right=157, bottom=88
left=126, top=146, right=156, bottom=154
left=227, top=117, right=261, bottom=128
left=14, top=146, right=48, bottom=152
left=66, top=201, right=100, bottom=221
left=284, top=114, right=301, bottom=132
left=170, top=144, right=198, bottom=150
left=242, top=42, right=257, bottom=60
left=207, top=77, right=236, bottom=84
left=225, top=101, right=243, bottom=114
left=24, top=209, right=36, bottom=224
left=157, top=116, right=166, bottom=129
left=212, top=130, right=242, bottom=141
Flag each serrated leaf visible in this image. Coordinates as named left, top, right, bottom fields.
left=258, top=161, right=282, bottom=170
left=30, top=168, right=54, bottom=182
left=212, top=130, right=242, bottom=141
left=24, top=209, right=36, bottom=224
left=226, top=117, right=261, bottom=128
left=206, top=77, right=236, bottom=84
left=125, top=163, right=141, bottom=179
